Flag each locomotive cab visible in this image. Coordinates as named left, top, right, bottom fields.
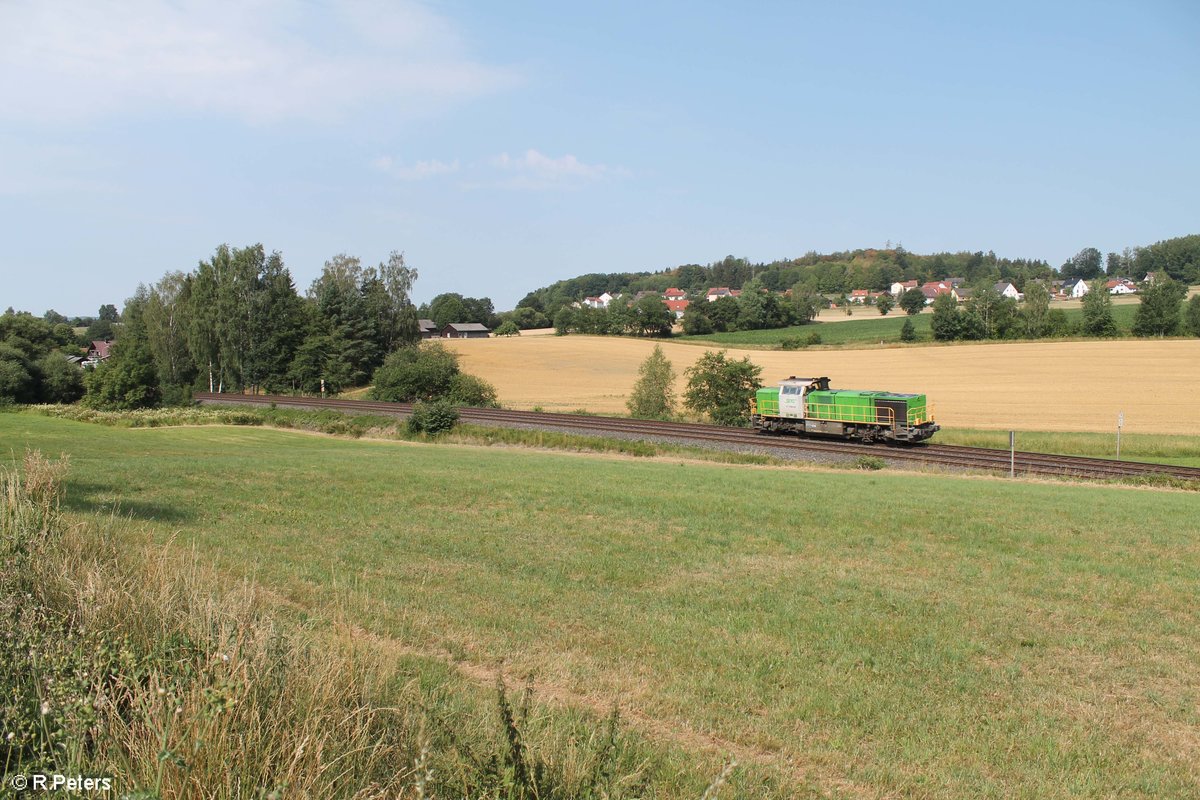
left=777, top=376, right=828, bottom=419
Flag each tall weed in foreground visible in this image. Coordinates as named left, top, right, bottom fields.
left=0, top=452, right=685, bottom=798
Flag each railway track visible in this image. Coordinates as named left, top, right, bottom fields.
left=194, top=393, right=1200, bottom=484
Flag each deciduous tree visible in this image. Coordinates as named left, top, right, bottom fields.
left=1081, top=280, right=1119, bottom=337
left=1131, top=277, right=1187, bottom=337
left=899, top=289, right=926, bottom=316
left=627, top=345, right=676, bottom=420
left=683, top=350, right=762, bottom=426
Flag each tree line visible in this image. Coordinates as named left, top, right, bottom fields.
left=927, top=278, right=1200, bottom=342
left=516, top=234, right=1200, bottom=328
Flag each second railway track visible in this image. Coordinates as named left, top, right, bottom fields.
left=194, top=393, right=1200, bottom=484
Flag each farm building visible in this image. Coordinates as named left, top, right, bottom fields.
left=418, top=319, right=438, bottom=339
left=441, top=323, right=491, bottom=339
left=83, top=339, right=112, bottom=368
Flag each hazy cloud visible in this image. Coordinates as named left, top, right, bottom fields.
left=372, top=156, right=461, bottom=180
left=0, top=0, right=520, bottom=124
left=489, top=149, right=629, bottom=189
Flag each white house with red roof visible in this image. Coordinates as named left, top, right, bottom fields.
left=663, top=287, right=687, bottom=301
left=706, top=287, right=735, bottom=302
left=664, top=299, right=690, bottom=318
left=583, top=292, right=618, bottom=309
left=920, top=281, right=952, bottom=304
left=1106, top=278, right=1137, bottom=295
left=890, top=279, right=918, bottom=297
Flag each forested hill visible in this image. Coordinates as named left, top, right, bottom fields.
left=515, top=235, right=1200, bottom=314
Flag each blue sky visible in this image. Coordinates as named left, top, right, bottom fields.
left=2, top=0, right=1197, bottom=316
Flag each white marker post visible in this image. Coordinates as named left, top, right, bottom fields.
left=1116, top=412, right=1123, bottom=460
left=1010, top=430, right=1015, bottom=478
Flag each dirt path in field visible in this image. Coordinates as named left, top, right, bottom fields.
left=444, top=336, right=1200, bottom=435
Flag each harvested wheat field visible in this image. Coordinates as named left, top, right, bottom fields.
left=444, top=336, right=1200, bottom=435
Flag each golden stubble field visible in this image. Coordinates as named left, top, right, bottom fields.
left=444, top=336, right=1200, bottom=435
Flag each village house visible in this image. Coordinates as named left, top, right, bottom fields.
left=849, top=289, right=871, bottom=303
left=890, top=279, right=918, bottom=297
left=583, top=292, right=618, bottom=309
left=1060, top=278, right=1090, bottom=298
left=993, top=281, right=1021, bottom=300
left=705, top=287, right=736, bottom=302
left=664, top=299, right=690, bottom=319
left=663, top=287, right=687, bottom=301
left=1106, top=278, right=1138, bottom=295
left=920, top=281, right=952, bottom=304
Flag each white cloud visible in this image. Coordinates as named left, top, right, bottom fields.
left=373, top=156, right=460, bottom=180
left=0, top=0, right=519, bottom=124
left=489, top=149, right=629, bottom=189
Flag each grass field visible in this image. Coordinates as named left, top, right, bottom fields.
left=5, top=413, right=1200, bottom=798
left=442, top=335, right=1200, bottom=435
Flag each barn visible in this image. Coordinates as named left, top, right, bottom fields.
left=441, top=322, right=491, bottom=339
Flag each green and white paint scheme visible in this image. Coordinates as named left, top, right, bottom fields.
left=752, top=376, right=940, bottom=443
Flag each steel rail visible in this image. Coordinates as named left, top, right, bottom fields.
left=194, top=393, right=1200, bottom=483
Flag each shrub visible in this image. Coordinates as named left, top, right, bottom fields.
left=853, top=455, right=885, bottom=471
left=371, top=344, right=498, bottom=407
left=447, top=373, right=499, bottom=407
left=407, top=399, right=460, bottom=435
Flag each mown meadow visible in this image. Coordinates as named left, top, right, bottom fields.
left=3, top=411, right=1200, bottom=798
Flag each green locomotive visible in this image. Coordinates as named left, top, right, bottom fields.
left=750, top=376, right=939, bottom=443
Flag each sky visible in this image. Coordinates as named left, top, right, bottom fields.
left=2, top=0, right=1198, bottom=316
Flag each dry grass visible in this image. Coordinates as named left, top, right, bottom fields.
left=443, top=336, right=1200, bottom=434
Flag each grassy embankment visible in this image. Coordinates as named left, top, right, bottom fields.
left=4, top=411, right=1200, bottom=798
left=27, top=403, right=1200, bottom=470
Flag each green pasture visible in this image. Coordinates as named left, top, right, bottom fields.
left=4, top=412, right=1200, bottom=798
